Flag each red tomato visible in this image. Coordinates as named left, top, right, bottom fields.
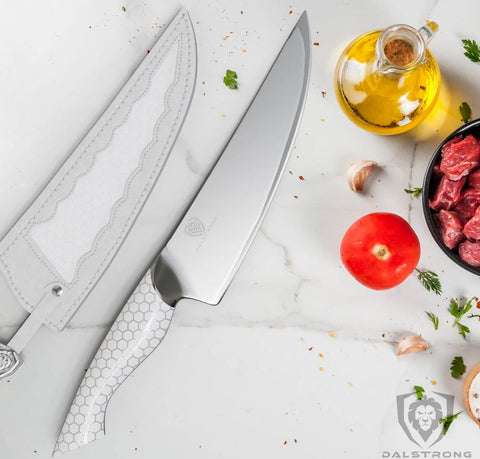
left=340, top=212, right=420, bottom=290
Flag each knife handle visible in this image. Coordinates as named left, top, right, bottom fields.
left=54, top=269, right=174, bottom=455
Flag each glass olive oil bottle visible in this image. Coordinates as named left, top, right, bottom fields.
left=335, top=23, right=441, bottom=135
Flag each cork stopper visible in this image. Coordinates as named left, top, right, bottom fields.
left=384, top=39, right=415, bottom=66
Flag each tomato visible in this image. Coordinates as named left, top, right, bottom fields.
left=340, top=212, right=420, bottom=290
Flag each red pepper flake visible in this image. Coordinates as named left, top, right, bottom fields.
left=313, top=42, right=319, bottom=46
left=146, top=49, right=150, bottom=54
left=283, top=440, right=287, bottom=445
left=289, top=10, right=293, bottom=14
left=88, top=25, right=92, bottom=29
left=299, top=175, right=305, bottom=181
left=308, top=346, right=313, bottom=351
left=293, top=195, right=298, bottom=199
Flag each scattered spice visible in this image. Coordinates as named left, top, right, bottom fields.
left=299, top=175, right=305, bottom=181
left=431, top=380, right=437, bottom=385
left=319, top=367, right=324, bottom=371
left=384, top=39, right=415, bottom=66
left=289, top=10, right=293, bottom=14
left=283, top=441, right=287, bottom=445
left=348, top=381, right=354, bottom=387
left=308, top=346, right=313, bottom=351
left=146, top=50, right=150, bottom=54
left=318, top=353, right=323, bottom=358
left=313, top=42, right=319, bottom=46
left=321, top=91, right=326, bottom=98
left=293, top=195, right=298, bottom=199
left=329, top=331, right=336, bottom=338
left=122, top=6, right=126, bottom=12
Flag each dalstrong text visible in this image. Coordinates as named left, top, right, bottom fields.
left=382, top=451, right=472, bottom=458
left=382, top=451, right=472, bottom=459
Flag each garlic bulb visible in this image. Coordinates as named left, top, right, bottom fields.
left=397, top=335, right=428, bottom=356
left=347, top=160, right=378, bottom=192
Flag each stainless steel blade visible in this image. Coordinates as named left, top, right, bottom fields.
left=154, top=12, right=311, bottom=305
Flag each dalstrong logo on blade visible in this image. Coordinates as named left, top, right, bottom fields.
left=396, top=390, right=454, bottom=449
left=184, top=217, right=205, bottom=237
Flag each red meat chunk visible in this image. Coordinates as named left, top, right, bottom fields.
left=435, top=210, right=465, bottom=249
left=459, top=240, right=480, bottom=267
left=464, top=206, right=480, bottom=240
left=429, top=175, right=466, bottom=211
left=469, top=167, right=480, bottom=189
left=440, top=135, right=480, bottom=180
left=452, top=187, right=480, bottom=220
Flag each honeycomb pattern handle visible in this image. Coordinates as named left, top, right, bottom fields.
left=53, top=269, right=174, bottom=455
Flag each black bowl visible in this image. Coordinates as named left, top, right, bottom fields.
left=422, top=118, right=480, bottom=275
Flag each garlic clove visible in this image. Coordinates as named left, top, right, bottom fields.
left=347, top=160, right=378, bottom=192
left=463, top=362, right=480, bottom=427
left=397, top=335, right=428, bottom=356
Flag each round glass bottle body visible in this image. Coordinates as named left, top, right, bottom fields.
left=335, top=24, right=441, bottom=135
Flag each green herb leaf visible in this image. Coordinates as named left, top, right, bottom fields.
left=405, top=187, right=423, bottom=198
left=426, top=311, right=439, bottom=330
left=449, top=297, right=474, bottom=325
left=468, top=313, right=480, bottom=321
left=449, top=297, right=476, bottom=339
left=458, top=323, right=471, bottom=339
left=440, top=411, right=462, bottom=435
left=223, top=69, right=238, bottom=89
left=416, top=269, right=442, bottom=295
left=460, top=102, right=472, bottom=123
left=414, top=385, right=425, bottom=400
left=462, top=39, right=480, bottom=62
left=450, top=356, right=467, bottom=378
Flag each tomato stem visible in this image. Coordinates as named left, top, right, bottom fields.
left=373, top=244, right=390, bottom=260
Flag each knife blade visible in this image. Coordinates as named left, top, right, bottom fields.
left=54, top=11, right=310, bottom=455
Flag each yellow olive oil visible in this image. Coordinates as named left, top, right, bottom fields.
left=335, top=28, right=441, bottom=135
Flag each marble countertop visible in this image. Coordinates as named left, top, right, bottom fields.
left=2, top=0, right=480, bottom=458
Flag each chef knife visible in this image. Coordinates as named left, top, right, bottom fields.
left=54, top=11, right=310, bottom=454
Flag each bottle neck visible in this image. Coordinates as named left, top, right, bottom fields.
left=375, top=24, right=434, bottom=75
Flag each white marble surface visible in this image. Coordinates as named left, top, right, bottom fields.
left=2, top=0, right=480, bottom=458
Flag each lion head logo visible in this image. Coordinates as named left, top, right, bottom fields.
left=407, top=397, right=443, bottom=441
left=397, top=391, right=454, bottom=449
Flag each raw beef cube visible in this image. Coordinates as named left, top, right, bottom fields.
left=429, top=175, right=466, bottom=211
left=453, top=187, right=480, bottom=220
left=459, top=240, right=480, bottom=267
left=464, top=206, right=480, bottom=240
left=435, top=210, right=465, bottom=249
left=469, top=167, right=480, bottom=189
left=440, top=135, right=480, bottom=180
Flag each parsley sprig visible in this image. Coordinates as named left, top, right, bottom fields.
left=449, top=297, right=475, bottom=339
left=404, top=187, right=423, bottom=198
left=462, top=39, right=480, bottom=62
left=426, top=311, right=439, bottom=330
left=450, top=356, right=466, bottom=378
left=414, top=385, right=425, bottom=400
left=416, top=269, right=442, bottom=295
left=440, top=412, right=462, bottom=435
left=223, top=69, right=238, bottom=89
left=460, top=102, right=472, bottom=123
